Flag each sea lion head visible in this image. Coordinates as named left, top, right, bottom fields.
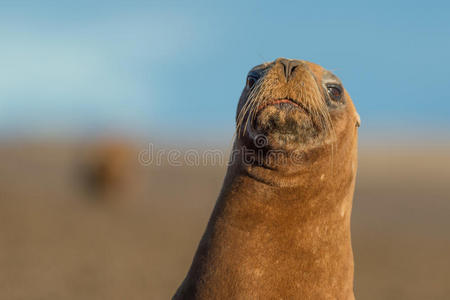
left=236, top=58, right=359, bottom=156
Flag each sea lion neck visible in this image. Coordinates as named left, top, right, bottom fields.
left=172, top=137, right=356, bottom=299
left=223, top=135, right=356, bottom=210
left=173, top=148, right=356, bottom=299
left=229, top=137, right=335, bottom=189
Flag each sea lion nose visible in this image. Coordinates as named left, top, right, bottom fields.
left=277, top=58, right=301, bottom=82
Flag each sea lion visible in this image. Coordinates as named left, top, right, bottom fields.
left=173, top=58, right=360, bottom=299
left=80, top=139, right=135, bottom=198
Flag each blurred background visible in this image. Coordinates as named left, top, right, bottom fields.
left=1, top=1, right=449, bottom=299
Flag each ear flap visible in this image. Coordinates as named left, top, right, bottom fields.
left=355, top=112, right=361, bottom=127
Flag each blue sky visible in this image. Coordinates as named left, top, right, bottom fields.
left=0, top=0, right=449, bottom=144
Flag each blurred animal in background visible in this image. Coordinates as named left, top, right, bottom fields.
left=78, top=139, right=136, bottom=199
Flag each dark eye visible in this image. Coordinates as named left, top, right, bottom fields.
left=326, top=84, right=343, bottom=102
left=246, top=75, right=257, bottom=89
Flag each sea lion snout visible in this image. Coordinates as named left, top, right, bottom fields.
left=236, top=58, right=358, bottom=157
left=237, top=58, right=331, bottom=151
left=276, top=57, right=303, bottom=82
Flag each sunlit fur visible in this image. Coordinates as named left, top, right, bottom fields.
left=236, top=60, right=334, bottom=152
left=174, top=58, right=360, bottom=299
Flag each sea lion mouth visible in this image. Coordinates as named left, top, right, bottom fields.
left=253, top=98, right=310, bottom=128
left=257, top=98, right=308, bottom=114
left=251, top=97, right=319, bottom=147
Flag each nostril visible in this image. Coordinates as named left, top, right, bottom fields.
left=282, top=63, right=288, bottom=79
left=290, top=64, right=298, bottom=74
left=278, top=58, right=300, bottom=81
left=279, top=59, right=289, bottom=78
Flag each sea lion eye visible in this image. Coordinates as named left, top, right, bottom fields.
left=246, top=75, right=258, bottom=89
left=326, top=84, right=343, bottom=102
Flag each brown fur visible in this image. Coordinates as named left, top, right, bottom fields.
left=174, top=58, right=360, bottom=299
